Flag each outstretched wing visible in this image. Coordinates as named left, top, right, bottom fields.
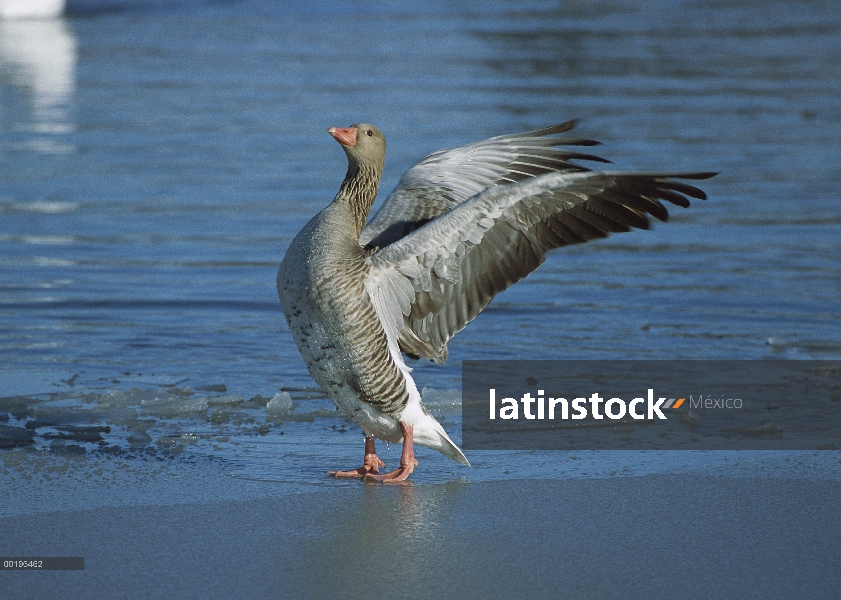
left=359, top=121, right=608, bottom=248
left=364, top=169, right=716, bottom=365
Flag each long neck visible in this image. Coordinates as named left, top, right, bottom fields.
left=334, top=161, right=383, bottom=239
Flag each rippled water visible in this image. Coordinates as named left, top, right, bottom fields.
left=1, top=0, right=840, bottom=483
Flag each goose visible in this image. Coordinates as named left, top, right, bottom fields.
left=277, top=121, right=715, bottom=482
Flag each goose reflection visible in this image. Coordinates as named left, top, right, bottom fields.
left=295, top=481, right=470, bottom=590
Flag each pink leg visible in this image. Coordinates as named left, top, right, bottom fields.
left=328, top=435, right=385, bottom=478
left=364, top=422, right=418, bottom=483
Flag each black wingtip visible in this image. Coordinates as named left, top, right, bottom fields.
left=554, top=137, right=602, bottom=147
left=566, top=152, right=611, bottom=164
left=674, top=172, right=719, bottom=180
left=525, top=120, right=577, bottom=137
left=663, top=181, right=709, bottom=200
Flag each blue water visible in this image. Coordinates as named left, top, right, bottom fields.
left=1, top=0, right=840, bottom=484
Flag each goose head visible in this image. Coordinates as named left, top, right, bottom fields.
left=328, top=123, right=386, bottom=174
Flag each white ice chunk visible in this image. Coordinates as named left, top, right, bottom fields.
left=266, top=392, right=293, bottom=419
left=141, top=394, right=208, bottom=416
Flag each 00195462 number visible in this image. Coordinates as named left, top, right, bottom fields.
left=4, top=560, right=44, bottom=568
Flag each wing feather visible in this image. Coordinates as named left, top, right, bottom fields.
left=365, top=169, right=716, bottom=364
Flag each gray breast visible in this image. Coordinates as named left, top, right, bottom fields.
left=277, top=204, right=410, bottom=419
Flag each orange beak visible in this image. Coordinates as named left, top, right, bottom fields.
left=328, top=126, right=358, bottom=147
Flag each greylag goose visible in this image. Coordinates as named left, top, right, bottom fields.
left=277, top=121, right=715, bottom=482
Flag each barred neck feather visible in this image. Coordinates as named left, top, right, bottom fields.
left=336, top=161, right=383, bottom=238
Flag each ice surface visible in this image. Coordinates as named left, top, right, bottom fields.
left=1, top=381, right=288, bottom=459
left=3, top=379, right=840, bottom=493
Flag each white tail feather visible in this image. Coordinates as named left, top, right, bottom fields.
left=413, top=411, right=471, bottom=466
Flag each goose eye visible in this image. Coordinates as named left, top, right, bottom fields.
left=366, top=130, right=373, bottom=137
